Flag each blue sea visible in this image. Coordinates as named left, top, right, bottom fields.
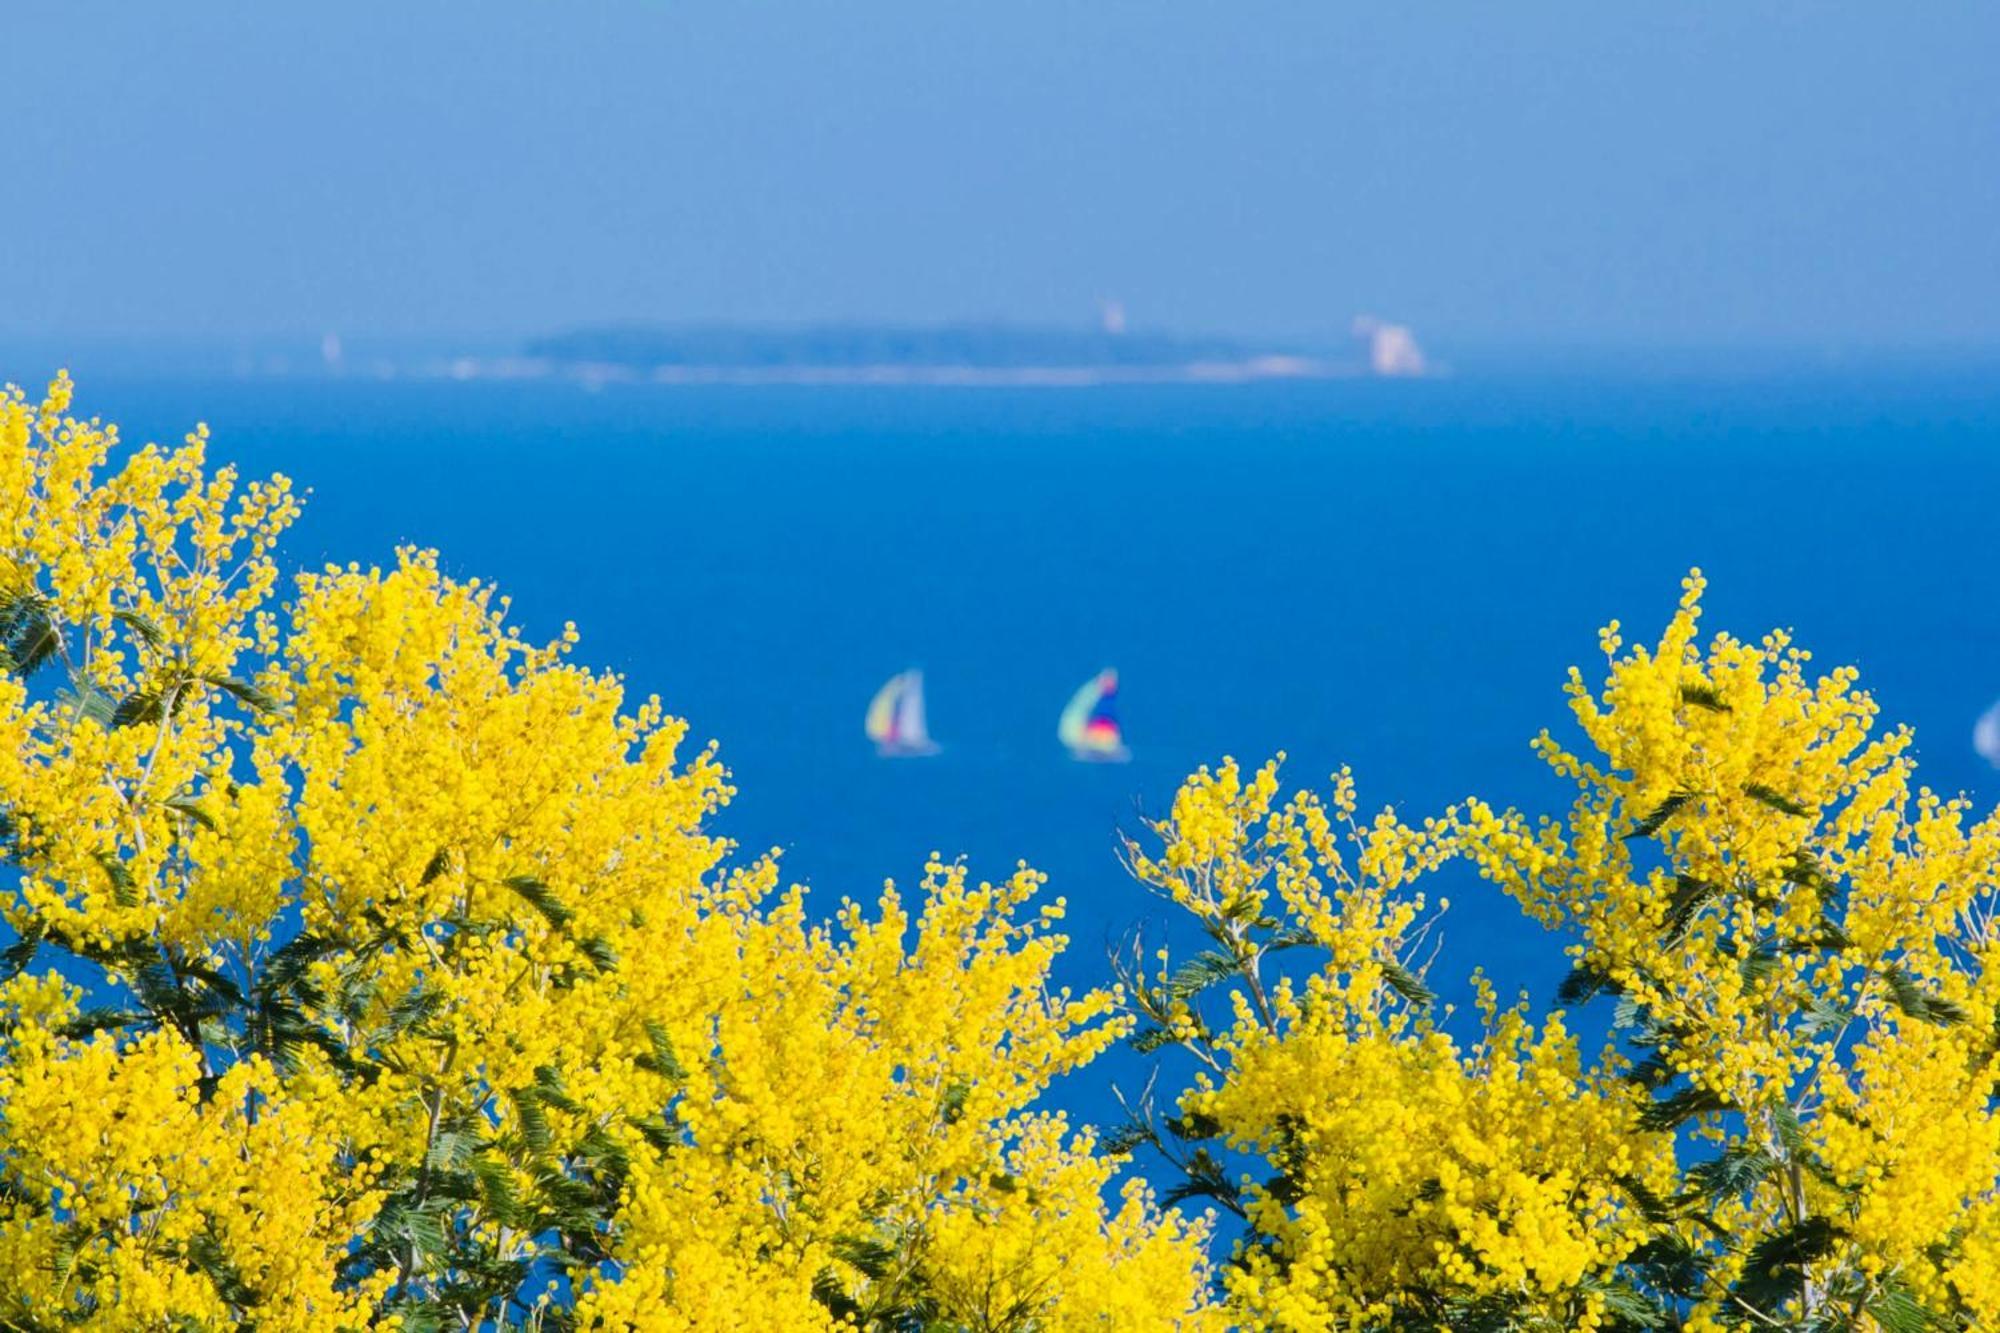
left=62, top=367, right=2000, bottom=1125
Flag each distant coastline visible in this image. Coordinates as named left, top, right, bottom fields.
left=0, top=319, right=1442, bottom=385
left=454, top=354, right=1351, bottom=389
left=467, top=320, right=1430, bottom=386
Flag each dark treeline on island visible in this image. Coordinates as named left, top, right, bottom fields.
left=510, top=320, right=1429, bottom=383
left=0, top=320, right=1433, bottom=385
left=526, top=323, right=1272, bottom=370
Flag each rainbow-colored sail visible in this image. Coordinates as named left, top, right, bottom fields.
left=1058, top=668, right=1129, bottom=762
left=866, top=670, right=939, bottom=756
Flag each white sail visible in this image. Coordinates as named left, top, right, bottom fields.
left=894, top=670, right=931, bottom=747
left=1976, top=700, right=2000, bottom=767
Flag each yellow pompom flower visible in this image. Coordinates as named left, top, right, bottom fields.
left=1459, top=571, right=2000, bottom=1325
left=0, top=376, right=1217, bottom=1328
left=1126, top=757, right=1671, bottom=1329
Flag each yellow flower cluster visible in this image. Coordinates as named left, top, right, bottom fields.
left=0, top=974, right=387, bottom=1328
left=1126, top=758, right=1672, bottom=1329
left=574, top=858, right=1216, bottom=1329
left=0, top=372, right=299, bottom=957
left=20, top=371, right=2000, bottom=1329
left=1459, top=569, right=2000, bottom=1326
left=1201, top=988, right=1672, bottom=1331
left=0, top=376, right=1217, bottom=1328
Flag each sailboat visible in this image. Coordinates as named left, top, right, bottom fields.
left=1059, top=668, right=1130, bottom=762
left=1976, top=700, right=2000, bottom=768
left=866, top=670, right=940, bottom=757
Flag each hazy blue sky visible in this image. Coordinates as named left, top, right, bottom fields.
left=4, top=3, right=1997, bottom=347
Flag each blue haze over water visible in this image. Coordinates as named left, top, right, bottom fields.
left=58, top=370, right=2000, bottom=1126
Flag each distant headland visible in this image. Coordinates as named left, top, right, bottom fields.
left=40, top=317, right=1433, bottom=386
left=461, top=317, right=1431, bottom=386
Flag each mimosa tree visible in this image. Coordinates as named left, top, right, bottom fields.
left=16, top=367, right=2000, bottom=1331
left=0, top=373, right=1217, bottom=1330
left=1127, top=575, right=2000, bottom=1330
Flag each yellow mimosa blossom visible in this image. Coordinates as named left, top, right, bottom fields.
left=1457, top=570, right=2000, bottom=1327
left=1125, top=757, right=1672, bottom=1330
left=0, top=375, right=1216, bottom=1329
left=19, top=372, right=2000, bottom=1330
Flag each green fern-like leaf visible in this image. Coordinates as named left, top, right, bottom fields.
left=470, top=1155, right=525, bottom=1229
left=1555, top=962, right=1619, bottom=1007
left=503, top=875, right=573, bottom=931
left=1743, top=783, right=1811, bottom=818
left=0, top=592, right=61, bottom=678
left=161, top=793, right=217, bottom=831
left=1684, top=1141, right=1777, bottom=1205
left=1881, top=964, right=1968, bottom=1027
left=637, top=1020, right=688, bottom=1081
left=110, top=690, right=164, bottom=730
left=1737, top=1215, right=1838, bottom=1315
left=56, top=683, right=117, bottom=728
left=1626, top=792, right=1693, bottom=839
left=1379, top=956, right=1435, bottom=1008
left=93, top=850, right=139, bottom=908
left=1679, top=683, right=1730, bottom=712
left=111, top=607, right=168, bottom=650
left=1864, top=1282, right=1955, bottom=1333
left=1623, top=1231, right=1709, bottom=1301
left=1639, top=1085, right=1728, bottom=1132
left=202, top=673, right=280, bottom=716
left=0, top=929, right=41, bottom=981
left=1163, top=948, right=1238, bottom=1001
left=1663, top=874, right=1721, bottom=943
